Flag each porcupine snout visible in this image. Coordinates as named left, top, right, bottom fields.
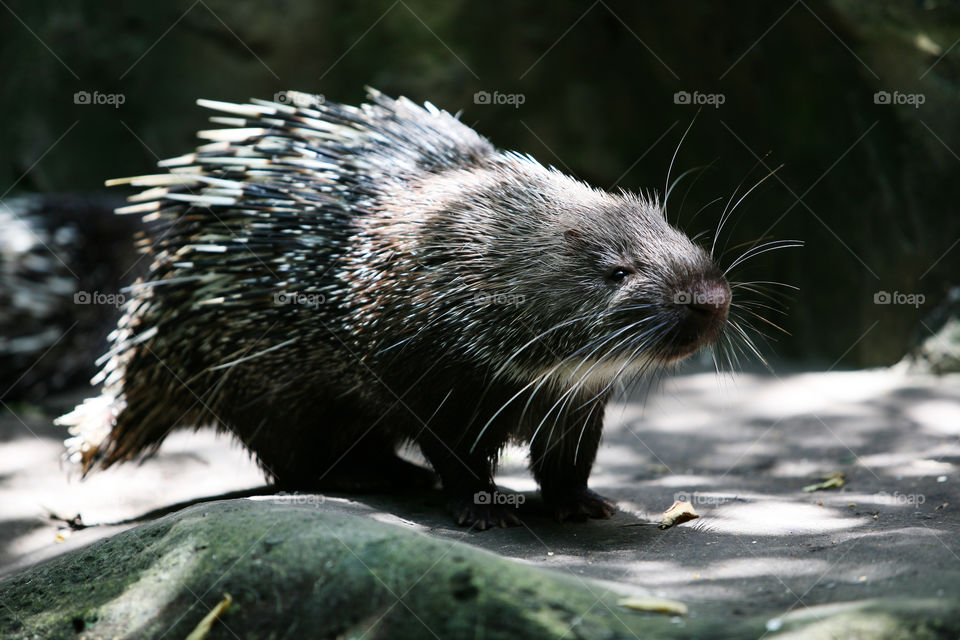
left=661, top=268, right=731, bottom=361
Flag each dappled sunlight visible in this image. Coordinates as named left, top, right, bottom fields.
left=0, top=437, right=57, bottom=476
left=600, top=370, right=960, bottom=487
left=768, top=458, right=833, bottom=478
left=832, top=526, right=957, bottom=550
left=94, top=539, right=198, bottom=633
left=590, top=443, right=641, bottom=467
left=706, top=501, right=869, bottom=535
left=624, top=557, right=834, bottom=588
left=820, top=491, right=929, bottom=508
left=750, top=370, right=909, bottom=416
left=702, top=557, right=833, bottom=581
left=640, top=473, right=723, bottom=488
left=367, top=511, right=429, bottom=531
left=0, top=426, right=263, bottom=570
left=906, top=400, right=960, bottom=436
left=854, top=454, right=956, bottom=477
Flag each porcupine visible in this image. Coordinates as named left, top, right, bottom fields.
left=59, top=88, right=733, bottom=529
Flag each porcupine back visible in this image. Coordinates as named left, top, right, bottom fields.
left=59, top=89, right=508, bottom=473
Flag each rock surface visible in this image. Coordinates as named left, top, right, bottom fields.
left=0, top=500, right=672, bottom=639
left=2, top=499, right=958, bottom=639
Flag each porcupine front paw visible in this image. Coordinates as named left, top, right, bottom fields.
left=449, top=490, right=523, bottom=530
left=544, top=487, right=617, bottom=522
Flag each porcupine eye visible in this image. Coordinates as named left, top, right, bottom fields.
left=605, top=266, right=635, bottom=284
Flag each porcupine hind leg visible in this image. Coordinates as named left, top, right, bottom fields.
left=529, top=397, right=616, bottom=522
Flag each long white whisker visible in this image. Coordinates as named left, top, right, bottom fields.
left=711, top=160, right=781, bottom=258
left=727, top=319, right=771, bottom=370
left=677, top=161, right=717, bottom=226
left=528, top=318, right=662, bottom=448
left=663, top=113, right=699, bottom=221
left=470, top=311, right=657, bottom=452
left=573, top=399, right=603, bottom=464
left=574, top=321, right=670, bottom=410
left=523, top=322, right=651, bottom=444
left=723, top=240, right=803, bottom=275
left=730, top=280, right=799, bottom=291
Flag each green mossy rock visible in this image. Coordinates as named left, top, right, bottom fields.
left=2, top=499, right=958, bottom=639
left=0, top=499, right=678, bottom=639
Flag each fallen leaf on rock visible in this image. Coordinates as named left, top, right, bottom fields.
left=658, top=500, right=699, bottom=530
left=617, top=596, right=689, bottom=616
left=802, top=471, right=846, bottom=492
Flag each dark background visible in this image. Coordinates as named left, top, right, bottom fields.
left=2, top=0, right=958, bottom=367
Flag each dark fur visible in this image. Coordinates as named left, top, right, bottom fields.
left=60, top=89, right=730, bottom=528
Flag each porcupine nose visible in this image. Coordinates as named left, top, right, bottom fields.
left=669, top=276, right=731, bottom=355
left=685, top=277, right=731, bottom=319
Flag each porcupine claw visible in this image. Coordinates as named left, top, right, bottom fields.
left=450, top=496, right=523, bottom=530
left=546, top=488, right=617, bottom=523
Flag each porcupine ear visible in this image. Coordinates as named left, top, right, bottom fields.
left=563, top=229, right=585, bottom=245
left=563, top=229, right=588, bottom=252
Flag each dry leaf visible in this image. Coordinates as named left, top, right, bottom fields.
left=659, top=500, right=700, bottom=530
left=618, top=596, right=689, bottom=616
left=802, top=471, right=846, bottom=492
